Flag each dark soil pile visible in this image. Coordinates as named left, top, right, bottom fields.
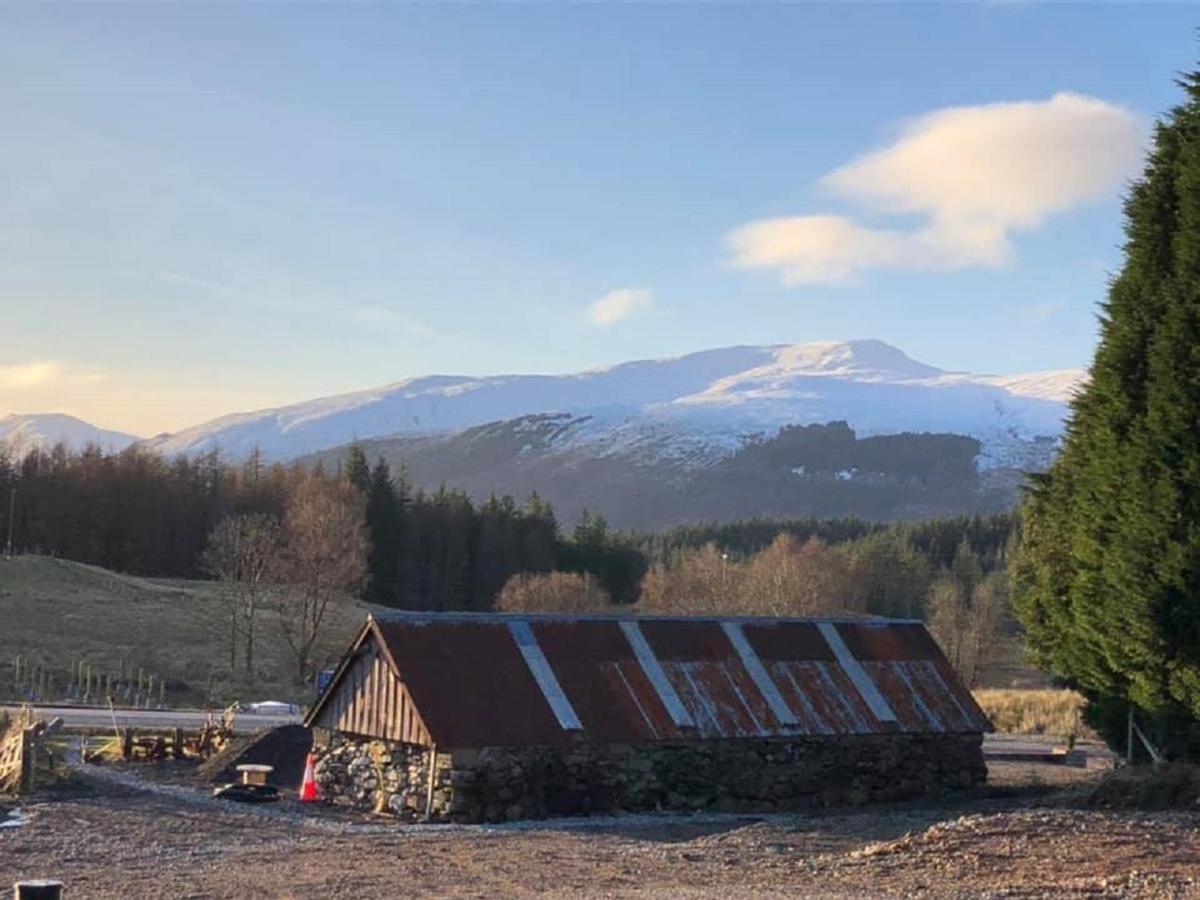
left=1084, top=762, right=1200, bottom=810
left=195, top=725, right=312, bottom=788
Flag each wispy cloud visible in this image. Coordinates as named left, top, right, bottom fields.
left=1020, top=300, right=1068, bottom=322
left=351, top=306, right=441, bottom=341
left=587, top=288, right=653, bottom=327
left=0, top=361, right=61, bottom=389
left=160, top=272, right=259, bottom=302
left=729, top=93, right=1143, bottom=285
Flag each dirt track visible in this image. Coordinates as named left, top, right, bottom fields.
left=3, top=762, right=1198, bottom=899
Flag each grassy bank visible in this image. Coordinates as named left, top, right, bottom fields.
left=0, top=555, right=366, bottom=707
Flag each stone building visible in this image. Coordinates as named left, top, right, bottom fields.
left=305, top=611, right=989, bottom=822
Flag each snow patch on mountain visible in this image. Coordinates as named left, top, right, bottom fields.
left=0, top=414, right=137, bottom=458
left=139, top=340, right=1086, bottom=467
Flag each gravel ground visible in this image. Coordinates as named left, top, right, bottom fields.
left=2, top=761, right=1198, bottom=898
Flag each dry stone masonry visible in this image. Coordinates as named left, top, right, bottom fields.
left=312, top=730, right=986, bottom=823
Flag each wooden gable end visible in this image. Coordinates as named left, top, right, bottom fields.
left=310, top=627, right=432, bottom=746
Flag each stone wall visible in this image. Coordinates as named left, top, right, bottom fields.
left=311, top=731, right=986, bottom=823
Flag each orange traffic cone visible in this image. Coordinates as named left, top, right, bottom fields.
left=299, top=752, right=319, bottom=802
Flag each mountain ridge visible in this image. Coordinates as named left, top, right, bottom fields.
left=136, top=339, right=1087, bottom=463
left=0, top=413, right=138, bottom=458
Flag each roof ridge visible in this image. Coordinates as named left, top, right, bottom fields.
left=368, top=610, right=924, bottom=626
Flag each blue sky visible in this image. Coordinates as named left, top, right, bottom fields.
left=1, top=3, right=1195, bottom=435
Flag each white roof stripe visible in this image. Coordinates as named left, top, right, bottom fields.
left=721, top=622, right=799, bottom=726
left=817, top=622, right=897, bottom=723
left=508, top=620, right=583, bottom=730
left=619, top=620, right=695, bottom=728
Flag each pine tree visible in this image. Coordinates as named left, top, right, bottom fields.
left=1014, top=71, right=1200, bottom=754
left=344, top=444, right=371, bottom=494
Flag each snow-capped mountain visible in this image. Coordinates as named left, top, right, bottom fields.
left=142, top=339, right=1086, bottom=467
left=0, top=414, right=137, bottom=458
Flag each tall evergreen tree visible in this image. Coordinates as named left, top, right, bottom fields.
left=1014, top=71, right=1200, bottom=753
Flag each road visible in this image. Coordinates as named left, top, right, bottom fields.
left=2, top=706, right=1121, bottom=766
left=2, top=704, right=300, bottom=733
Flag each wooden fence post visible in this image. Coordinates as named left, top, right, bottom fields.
left=19, top=728, right=34, bottom=794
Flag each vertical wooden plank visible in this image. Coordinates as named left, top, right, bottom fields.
left=374, top=655, right=385, bottom=737
left=356, top=655, right=368, bottom=736
left=345, top=657, right=352, bottom=734
left=355, top=655, right=365, bottom=736
left=398, top=681, right=407, bottom=743
left=385, top=667, right=396, bottom=741
left=358, top=655, right=369, bottom=736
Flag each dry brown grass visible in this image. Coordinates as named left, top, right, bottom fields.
left=974, top=688, right=1096, bottom=738
left=0, top=555, right=367, bottom=707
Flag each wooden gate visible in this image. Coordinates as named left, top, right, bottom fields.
left=0, top=708, right=59, bottom=795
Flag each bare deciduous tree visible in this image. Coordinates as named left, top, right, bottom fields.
left=638, top=542, right=732, bottom=614
left=496, top=571, right=610, bottom=613
left=273, top=476, right=368, bottom=680
left=741, top=535, right=857, bottom=617
left=202, top=513, right=281, bottom=678
left=927, top=542, right=1006, bottom=687
left=638, top=536, right=858, bottom=618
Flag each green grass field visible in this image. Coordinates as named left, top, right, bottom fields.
left=0, top=555, right=367, bottom=707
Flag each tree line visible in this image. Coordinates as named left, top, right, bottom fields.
left=499, top=527, right=1011, bottom=687
left=2, top=440, right=1018, bottom=686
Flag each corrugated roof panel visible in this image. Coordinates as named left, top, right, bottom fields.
left=771, top=661, right=879, bottom=734
left=721, top=622, right=799, bottom=727
left=873, top=660, right=990, bottom=733
left=373, top=618, right=568, bottom=748
left=508, top=620, right=582, bottom=731
left=743, top=621, right=836, bottom=662
left=620, top=621, right=696, bottom=729
left=322, top=612, right=989, bottom=749
left=835, top=621, right=943, bottom=661
left=531, top=620, right=682, bottom=742
left=639, top=619, right=790, bottom=738
left=665, top=660, right=772, bottom=738
left=931, top=657, right=992, bottom=730
left=818, top=622, right=897, bottom=723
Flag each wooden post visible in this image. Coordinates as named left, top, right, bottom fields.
left=19, top=728, right=34, bottom=794
left=172, top=727, right=183, bottom=759
left=424, top=743, right=438, bottom=821
left=13, top=881, right=64, bottom=899
left=1127, top=707, right=1134, bottom=765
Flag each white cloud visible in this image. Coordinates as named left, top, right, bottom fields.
left=0, top=361, right=61, bottom=389
left=587, top=288, right=654, bottom=327
left=729, top=93, right=1143, bottom=285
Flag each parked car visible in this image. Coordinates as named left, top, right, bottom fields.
left=245, top=700, right=301, bottom=716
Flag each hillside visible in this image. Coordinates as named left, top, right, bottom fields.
left=308, top=419, right=1018, bottom=529
left=0, top=555, right=366, bottom=706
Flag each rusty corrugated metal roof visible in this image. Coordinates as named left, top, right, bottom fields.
left=331, top=612, right=989, bottom=748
